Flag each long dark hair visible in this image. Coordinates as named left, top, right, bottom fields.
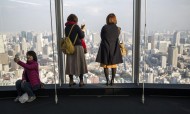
left=27, top=51, right=37, bottom=62
left=67, top=14, right=78, bottom=23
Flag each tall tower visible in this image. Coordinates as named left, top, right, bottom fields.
left=173, top=31, right=180, bottom=46
left=168, top=45, right=178, bottom=67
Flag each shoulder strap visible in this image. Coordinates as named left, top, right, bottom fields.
left=67, top=24, right=78, bottom=45
left=73, top=34, right=78, bottom=45
left=68, top=24, right=75, bottom=37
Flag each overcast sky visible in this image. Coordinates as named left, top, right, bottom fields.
left=0, top=0, right=190, bottom=33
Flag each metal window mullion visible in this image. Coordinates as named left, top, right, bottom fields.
left=55, top=0, right=64, bottom=84
left=133, top=0, right=141, bottom=84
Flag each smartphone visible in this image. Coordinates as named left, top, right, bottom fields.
left=15, top=53, right=20, bottom=59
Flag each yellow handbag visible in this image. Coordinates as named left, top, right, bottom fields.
left=119, top=42, right=127, bottom=56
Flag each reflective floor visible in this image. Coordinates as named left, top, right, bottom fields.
left=1, top=95, right=190, bottom=114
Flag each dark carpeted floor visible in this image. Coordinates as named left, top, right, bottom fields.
left=1, top=95, right=190, bottom=114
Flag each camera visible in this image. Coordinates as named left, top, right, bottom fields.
left=81, top=24, right=85, bottom=29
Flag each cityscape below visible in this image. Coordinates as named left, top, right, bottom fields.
left=0, top=29, right=190, bottom=86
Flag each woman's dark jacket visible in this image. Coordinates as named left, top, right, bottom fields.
left=96, top=24, right=123, bottom=65
left=65, top=23, right=85, bottom=46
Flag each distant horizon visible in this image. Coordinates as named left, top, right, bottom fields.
left=1, top=29, right=190, bottom=35
left=1, top=0, right=190, bottom=32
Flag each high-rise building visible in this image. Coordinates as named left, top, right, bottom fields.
left=43, top=45, right=51, bottom=55
left=148, top=36, right=154, bottom=49
left=158, top=41, right=168, bottom=53
left=21, top=31, right=27, bottom=38
left=168, top=45, right=178, bottom=67
left=161, top=56, right=167, bottom=68
left=0, top=35, right=5, bottom=53
left=178, top=45, right=183, bottom=55
left=43, top=39, right=49, bottom=46
left=86, top=29, right=90, bottom=36
left=14, top=44, right=21, bottom=53
left=146, top=73, right=154, bottom=83
left=120, top=32, right=125, bottom=42
left=26, top=32, right=33, bottom=42
left=92, top=33, right=100, bottom=45
left=147, top=43, right=151, bottom=50
left=180, top=38, right=186, bottom=44
left=33, top=33, right=43, bottom=53
left=21, top=38, right=27, bottom=55
left=172, top=31, right=180, bottom=46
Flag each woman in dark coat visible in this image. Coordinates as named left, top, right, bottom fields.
left=96, top=13, right=123, bottom=86
left=65, top=14, right=88, bottom=87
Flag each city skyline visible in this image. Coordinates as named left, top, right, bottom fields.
left=1, top=28, right=190, bottom=85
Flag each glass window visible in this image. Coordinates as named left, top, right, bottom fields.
left=63, top=0, right=133, bottom=84
left=140, top=0, right=190, bottom=84
left=0, top=0, right=58, bottom=86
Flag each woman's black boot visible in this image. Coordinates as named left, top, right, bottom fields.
left=104, top=68, right=109, bottom=86
left=110, top=68, right=116, bottom=86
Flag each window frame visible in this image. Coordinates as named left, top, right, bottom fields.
left=0, top=0, right=189, bottom=91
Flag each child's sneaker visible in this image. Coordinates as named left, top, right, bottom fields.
left=27, top=96, right=36, bottom=102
